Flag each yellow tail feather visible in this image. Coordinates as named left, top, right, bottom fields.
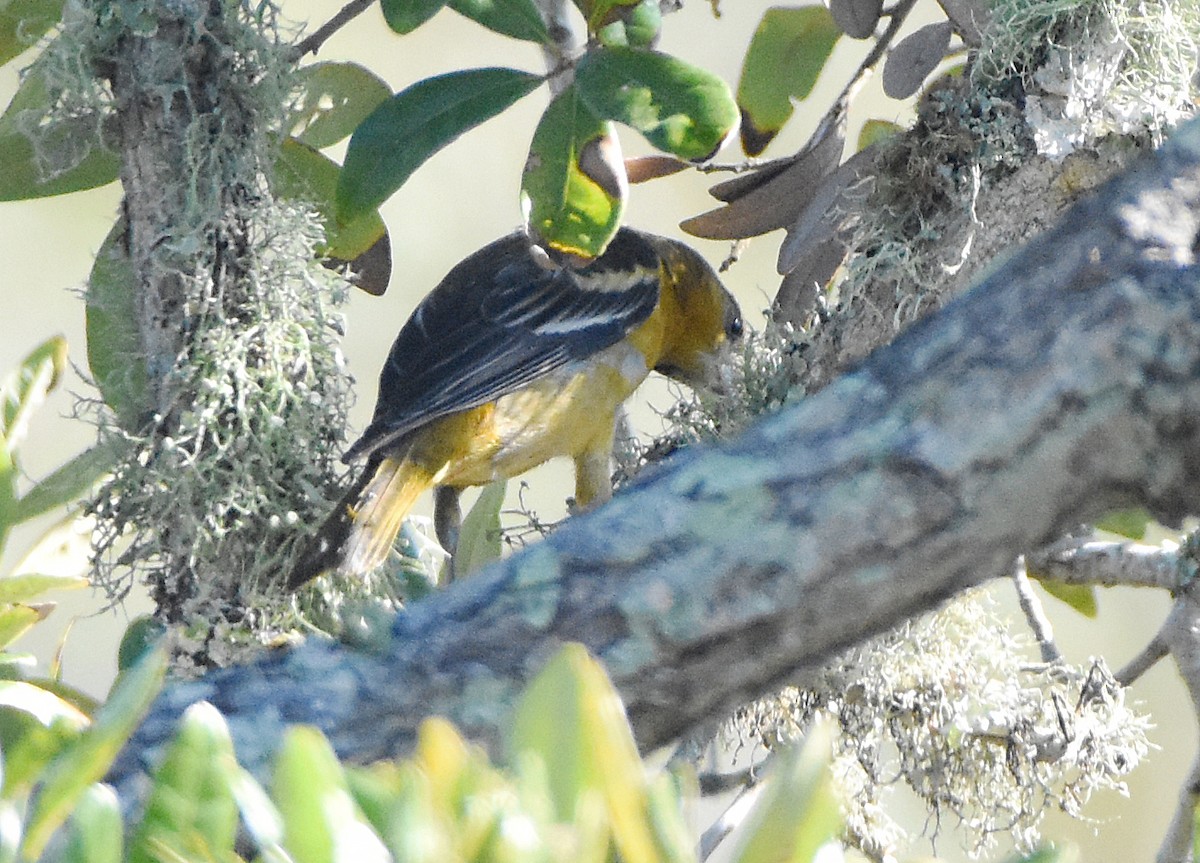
left=340, top=456, right=432, bottom=576
left=288, top=455, right=435, bottom=587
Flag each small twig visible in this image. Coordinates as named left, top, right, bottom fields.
left=698, top=779, right=764, bottom=862
left=1012, top=556, right=1062, bottom=662
left=1027, top=536, right=1186, bottom=590
left=1116, top=634, right=1169, bottom=686
left=290, top=0, right=376, bottom=60
left=833, top=0, right=921, bottom=110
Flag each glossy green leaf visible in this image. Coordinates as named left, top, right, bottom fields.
left=273, top=725, right=388, bottom=863
left=737, top=6, right=841, bottom=155
left=62, top=784, right=122, bottom=863
left=86, top=222, right=147, bottom=432
left=338, top=67, right=542, bottom=224
left=22, top=650, right=166, bottom=860
left=454, top=480, right=505, bottom=578
left=12, top=441, right=117, bottom=524
left=0, top=67, right=118, bottom=200
left=275, top=137, right=388, bottom=263
left=0, top=0, right=64, bottom=67
left=381, top=0, right=449, bottom=33
left=521, top=86, right=626, bottom=259
left=575, top=47, right=737, bottom=162
left=1, top=336, right=66, bottom=453
left=730, top=723, right=842, bottom=863
left=510, top=644, right=659, bottom=863
left=450, top=0, right=549, bottom=43
left=129, top=702, right=238, bottom=863
left=0, top=573, right=87, bottom=605
left=289, top=62, right=392, bottom=150
left=1037, top=581, right=1098, bottom=618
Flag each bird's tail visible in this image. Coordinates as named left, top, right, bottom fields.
left=288, top=455, right=434, bottom=588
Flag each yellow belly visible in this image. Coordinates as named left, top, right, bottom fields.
left=411, top=340, right=651, bottom=488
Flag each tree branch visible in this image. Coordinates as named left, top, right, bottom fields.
left=111, top=119, right=1200, bottom=796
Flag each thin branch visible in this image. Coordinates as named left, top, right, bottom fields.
left=1157, top=753, right=1200, bottom=863
left=290, top=0, right=376, bottom=60
left=1012, top=557, right=1062, bottom=662
left=1115, top=634, right=1168, bottom=686
left=1027, top=537, right=1187, bottom=590
left=1156, top=590, right=1200, bottom=862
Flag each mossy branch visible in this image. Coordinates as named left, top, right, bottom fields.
left=111, top=116, right=1200, bottom=823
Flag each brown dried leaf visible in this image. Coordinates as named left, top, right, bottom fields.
left=778, top=144, right=878, bottom=274
left=681, top=120, right=844, bottom=240
left=624, top=154, right=689, bottom=184
left=774, top=237, right=847, bottom=327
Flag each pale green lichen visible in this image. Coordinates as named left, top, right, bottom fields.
left=978, top=0, right=1200, bottom=156
left=725, top=592, right=1152, bottom=859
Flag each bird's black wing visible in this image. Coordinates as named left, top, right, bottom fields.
left=344, top=228, right=662, bottom=461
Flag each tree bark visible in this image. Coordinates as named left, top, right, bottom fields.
left=109, top=115, right=1200, bottom=787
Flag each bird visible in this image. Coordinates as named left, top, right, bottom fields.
left=288, top=227, right=742, bottom=588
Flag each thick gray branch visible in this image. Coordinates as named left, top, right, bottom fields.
left=112, top=119, right=1200, bottom=788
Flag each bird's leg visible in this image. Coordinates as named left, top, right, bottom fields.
left=434, top=485, right=463, bottom=583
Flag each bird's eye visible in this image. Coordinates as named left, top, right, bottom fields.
left=727, top=313, right=744, bottom=340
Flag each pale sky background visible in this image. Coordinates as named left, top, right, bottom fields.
left=0, top=1, right=1191, bottom=858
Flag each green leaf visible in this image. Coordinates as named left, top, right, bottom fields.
left=273, top=726, right=388, bottom=863
left=730, top=723, right=842, bottom=863
left=0, top=66, right=118, bottom=200
left=12, top=441, right=117, bottom=524
left=737, top=6, right=841, bottom=156
left=381, top=0, right=450, bottom=33
left=595, top=0, right=660, bottom=48
left=0, top=606, right=40, bottom=652
left=0, top=0, right=65, bottom=68
left=857, top=118, right=901, bottom=151
left=0, top=680, right=88, bottom=730
left=1, top=335, right=67, bottom=452
left=578, top=0, right=637, bottom=34
left=0, top=573, right=87, bottom=605
left=1095, top=507, right=1152, bottom=540
left=289, top=62, right=392, bottom=150
left=116, top=616, right=166, bottom=673
left=454, top=481, right=505, bottom=578
left=450, top=0, right=549, bottom=43
left=275, top=137, right=388, bottom=262
left=62, top=784, right=122, bottom=863
left=129, top=702, right=238, bottom=863
left=1037, top=581, right=1098, bottom=618
left=575, top=47, right=737, bottom=162
left=510, top=644, right=659, bottom=863
left=338, top=67, right=542, bottom=224
left=520, top=85, right=626, bottom=259
left=21, top=650, right=167, bottom=860
left=86, top=222, right=147, bottom=432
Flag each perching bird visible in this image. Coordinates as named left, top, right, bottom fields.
left=288, top=227, right=742, bottom=588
